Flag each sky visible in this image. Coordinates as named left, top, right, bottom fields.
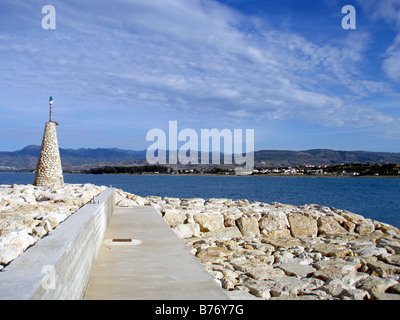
left=0, top=0, right=400, bottom=153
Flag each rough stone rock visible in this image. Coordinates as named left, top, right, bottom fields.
left=244, top=279, right=273, bottom=299
left=236, top=216, right=260, bottom=238
left=354, top=247, right=387, bottom=257
left=355, top=276, right=398, bottom=296
left=163, top=209, right=187, bottom=227
left=202, top=226, right=243, bottom=241
left=163, top=197, right=181, bottom=205
left=287, top=212, right=318, bottom=238
left=383, top=254, right=400, bottom=266
left=32, top=225, right=47, bottom=239
left=313, top=258, right=363, bottom=282
left=319, top=278, right=346, bottom=297
left=41, top=219, right=52, bottom=233
left=259, top=210, right=290, bottom=238
left=277, top=260, right=317, bottom=278
left=180, top=198, right=205, bottom=207
left=222, top=214, right=234, bottom=227
left=193, top=212, right=225, bottom=232
left=227, top=290, right=262, bottom=300
left=312, top=242, right=352, bottom=258
left=377, top=238, right=400, bottom=254
left=144, top=196, right=164, bottom=206
left=267, top=276, right=311, bottom=298
left=356, top=219, right=375, bottom=235
left=263, top=229, right=292, bottom=239
left=262, top=237, right=305, bottom=250
left=205, top=198, right=231, bottom=206
left=340, top=286, right=370, bottom=300
left=0, top=228, right=36, bottom=264
left=126, top=194, right=145, bottom=206
left=300, top=277, right=325, bottom=292
left=236, top=261, right=285, bottom=280
left=196, top=246, right=233, bottom=262
left=42, top=212, right=68, bottom=229
left=373, top=292, right=400, bottom=300
left=172, top=223, right=201, bottom=239
left=367, top=260, right=400, bottom=278
left=389, top=283, right=400, bottom=294
left=318, top=216, right=347, bottom=235
left=340, top=211, right=365, bottom=225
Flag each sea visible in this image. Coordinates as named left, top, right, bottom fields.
left=1, top=172, right=399, bottom=229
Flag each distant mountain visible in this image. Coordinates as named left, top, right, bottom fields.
left=254, top=149, right=400, bottom=167
left=0, top=146, right=399, bottom=171
left=0, top=145, right=147, bottom=170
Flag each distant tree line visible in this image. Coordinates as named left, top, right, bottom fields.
left=87, top=163, right=399, bottom=176
left=324, top=163, right=399, bottom=176
left=89, top=165, right=170, bottom=174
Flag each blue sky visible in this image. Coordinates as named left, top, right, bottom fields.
left=0, top=0, right=400, bottom=152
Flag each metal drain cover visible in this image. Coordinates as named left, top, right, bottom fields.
left=104, top=238, right=142, bottom=246
left=113, top=238, right=132, bottom=242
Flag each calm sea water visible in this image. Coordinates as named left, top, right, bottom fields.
left=1, top=172, right=399, bottom=228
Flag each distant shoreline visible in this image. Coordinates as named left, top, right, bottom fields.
left=78, top=172, right=400, bottom=178
left=1, top=172, right=399, bottom=178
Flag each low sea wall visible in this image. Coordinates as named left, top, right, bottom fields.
left=0, top=187, right=115, bottom=300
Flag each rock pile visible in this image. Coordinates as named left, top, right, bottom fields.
left=1, top=184, right=399, bottom=300
left=115, top=189, right=400, bottom=300
left=0, top=184, right=106, bottom=268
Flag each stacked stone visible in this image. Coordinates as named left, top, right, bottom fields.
left=33, top=121, right=64, bottom=187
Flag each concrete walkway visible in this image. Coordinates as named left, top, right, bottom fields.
left=84, top=206, right=229, bottom=300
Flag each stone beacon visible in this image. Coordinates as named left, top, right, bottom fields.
left=33, top=96, right=64, bottom=187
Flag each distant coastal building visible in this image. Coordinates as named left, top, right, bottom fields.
left=33, top=96, right=64, bottom=187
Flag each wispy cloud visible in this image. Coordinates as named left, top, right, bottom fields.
left=0, top=0, right=400, bottom=150
left=358, top=0, right=400, bottom=82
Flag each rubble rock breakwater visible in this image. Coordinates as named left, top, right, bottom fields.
left=116, top=189, right=400, bottom=300
left=0, top=184, right=106, bottom=268
left=1, top=184, right=400, bottom=300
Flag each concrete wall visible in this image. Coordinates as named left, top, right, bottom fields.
left=0, top=188, right=115, bottom=300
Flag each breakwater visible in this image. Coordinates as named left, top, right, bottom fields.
left=1, top=183, right=400, bottom=300
left=115, top=188, right=400, bottom=300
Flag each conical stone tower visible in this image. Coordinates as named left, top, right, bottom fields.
left=33, top=97, right=64, bottom=187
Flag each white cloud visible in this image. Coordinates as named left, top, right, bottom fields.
left=359, top=0, right=400, bottom=82
left=383, top=34, right=400, bottom=82
left=0, top=0, right=399, bottom=139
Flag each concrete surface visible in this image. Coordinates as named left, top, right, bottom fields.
left=84, top=206, right=229, bottom=300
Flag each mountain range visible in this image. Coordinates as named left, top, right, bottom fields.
left=1, top=145, right=400, bottom=171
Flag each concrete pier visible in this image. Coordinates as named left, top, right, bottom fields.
left=84, top=206, right=229, bottom=300
left=0, top=188, right=228, bottom=300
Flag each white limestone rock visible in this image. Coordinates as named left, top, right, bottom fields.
left=173, top=223, right=201, bottom=239
left=0, top=228, right=36, bottom=264
left=193, top=211, right=225, bottom=232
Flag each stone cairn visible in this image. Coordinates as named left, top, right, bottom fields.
left=33, top=97, right=64, bottom=187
